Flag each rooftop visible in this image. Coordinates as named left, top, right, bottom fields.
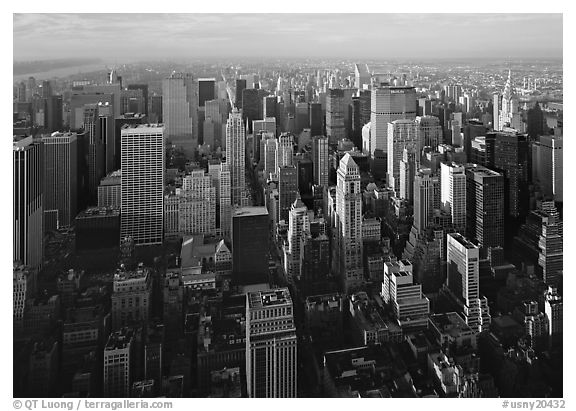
left=430, top=312, right=474, bottom=338
left=233, top=206, right=268, bottom=217
left=76, top=206, right=119, bottom=218
left=105, top=328, right=134, bottom=351
left=248, top=288, right=292, bottom=309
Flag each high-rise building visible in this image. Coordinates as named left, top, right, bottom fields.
left=104, top=328, right=134, bottom=397
left=120, top=124, right=164, bottom=245
left=544, top=287, right=562, bottom=347
left=440, top=162, right=466, bottom=233
left=263, top=95, right=277, bottom=120
left=83, top=104, right=103, bottom=205
left=178, top=171, right=216, bottom=235
left=537, top=203, right=563, bottom=286
left=242, top=88, right=261, bottom=133
left=278, top=166, right=298, bottom=222
left=98, top=102, right=116, bottom=175
left=309, top=103, right=323, bottom=136
left=326, top=88, right=345, bottom=144
left=198, top=78, right=216, bottom=107
left=399, top=148, right=416, bottom=202
left=387, top=119, right=419, bottom=192
left=127, top=84, right=149, bottom=115
left=536, top=135, right=563, bottom=202
left=311, top=136, right=329, bottom=186
left=235, top=79, right=247, bottom=109
left=370, top=84, right=417, bottom=157
left=416, top=115, right=443, bottom=153
left=527, top=102, right=545, bottom=139
left=246, top=288, right=297, bottom=398
left=13, top=136, right=44, bottom=270
left=285, top=197, right=310, bottom=282
left=465, top=165, right=505, bottom=249
left=263, top=138, right=278, bottom=179
left=446, top=233, right=491, bottom=333
left=162, top=73, right=198, bottom=156
left=225, top=109, right=246, bottom=206
left=217, top=163, right=232, bottom=238
left=497, top=71, right=523, bottom=132
left=41, top=132, right=77, bottom=229
left=336, top=154, right=363, bottom=293
left=232, top=206, right=269, bottom=285
left=413, top=168, right=440, bottom=234
left=275, top=132, right=294, bottom=175
left=45, top=95, right=63, bottom=133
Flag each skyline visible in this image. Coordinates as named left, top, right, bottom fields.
left=13, top=13, right=563, bottom=62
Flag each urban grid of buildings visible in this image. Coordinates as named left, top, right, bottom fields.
left=13, top=52, right=563, bottom=399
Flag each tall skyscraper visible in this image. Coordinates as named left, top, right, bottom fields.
left=387, top=119, right=419, bottom=192
left=285, top=197, right=310, bottom=282
left=326, top=88, right=345, bottom=144
left=120, top=124, right=164, bottom=245
left=242, top=88, right=262, bottom=133
left=370, top=84, right=417, bottom=158
left=399, top=147, right=416, bottom=202
left=246, top=288, right=297, bottom=398
left=527, top=102, right=545, bottom=139
left=217, top=163, right=232, bottom=238
left=497, top=71, right=523, bottom=132
left=41, top=132, right=78, bottom=229
left=178, top=171, right=216, bottom=235
left=446, top=233, right=491, bottom=333
left=275, top=132, right=294, bottom=175
left=440, top=162, right=466, bottom=233
left=336, top=154, right=363, bottom=293
left=232, top=206, right=269, bottom=285
left=98, top=102, right=115, bottom=175
left=198, top=78, right=216, bottom=107
left=162, top=73, right=198, bottom=156
left=263, top=95, right=277, bottom=119
left=536, top=135, right=563, bottom=203
left=225, top=109, right=246, bottom=206
left=278, top=166, right=298, bottom=222
left=465, top=165, right=505, bottom=249
left=413, top=168, right=440, bottom=234
left=309, top=103, right=323, bottom=136
left=13, top=136, right=44, bottom=270
left=127, top=84, right=149, bottom=115
left=311, top=136, right=329, bottom=186
left=354, top=63, right=371, bottom=90
left=235, top=79, right=247, bottom=109
left=83, top=103, right=103, bottom=205
left=416, top=115, right=443, bottom=152
left=263, top=138, right=278, bottom=179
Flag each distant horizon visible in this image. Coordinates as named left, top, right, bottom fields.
left=14, top=14, right=563, bottom=62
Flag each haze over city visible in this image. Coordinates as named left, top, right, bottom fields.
left=13, top=13, right=563, bottom=62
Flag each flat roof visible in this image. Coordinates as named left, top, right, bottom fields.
left=233, top=206, right=268, bottom=217
left=248, top=288, right=292, bottom=309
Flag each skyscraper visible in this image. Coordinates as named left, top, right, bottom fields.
left=465, top=165, right=505, bottom=249
left=399, top=148, right=416, bottom=202
left=497, top=71, right=523, bottom=132
left=336, top=153, right=363, bottom=293
left=275, top=132, right=294, bottom=175
left=235, top=79, right=247, bottom=109
left=536, top=135, right=563, bottom=203
left=285, top=197, right=309, bottom=282
left=370, top=84, right=417, bottom=158
left=178, top=171, right=216, bottom=235
left=83, top=103, right=103, bottom=205
left=440, top=162, right=466, bottom=233
left=446, top=233, right=491, bottom=333
left=416, top=115, right=443, bottom=152
left=326, top=88, right=345, bottom=144
left=242, top=88, right=262, bottom=133
left=354, top=63, right=371, bottom=90
left=198, top=78, right=216, bottom=107
left=104, top=328, right=133, bottom=397
left=120, top=124, right=164, bottom=245
left=246, top=288, right=297, bottom=398
left=13, top=136, right=44, bottom=270
left=41, top=132, right=77, bottom=229
left=232, top=206, right=269, bottom=285
left=387, top=119, right=419, bottom=192
left=311, top=136, right=329, bottom=186
left=309, top=103, right=323, bottom=136
left=225, top=109, right=246, bottom=206
left=278, top=166, right=298, bottom=223
left=162, top=73, right=198, bottom=156
left=413, top=168, right=440, bottom=234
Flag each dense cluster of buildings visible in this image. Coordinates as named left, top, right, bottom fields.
left=13, top=61, right=562, bottom=398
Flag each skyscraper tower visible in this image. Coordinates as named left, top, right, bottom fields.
left=498, top=70, right=523, bottom=131
left=278, top=166, right=298, bottom=222
left=120, top=124, right=164, bottom=245
left=232, top=206, right=269, bottom=285
left=387, top=119, right=419, bottom=193
left=246, top=288, right=297, bottom=398
left=326, top=88, right=345, bottom=144
left=370, top=84, right=417, bottom=158
left=13, top=136, right=44, bottom=270
left=440, top=162, right=467, bottom=233
left=162, top=72, right=198, bottom=156
left=413, top=168, right=440, bottom=234
left=354, top=63, right=371, bottom=90
left=41, top=132, right=77, bottom=229
left=399, top=147, right=416, bottom=203
left=446, top=233, right=491, bottom=333
left=416, top=115, right=443, bottom=152
left=275, top=132, right=294, bottom=175
left=465, top=165, right=505, bottom=249
left=311, top=136, right=329, bottom=186
left=225, top=108, right=246, bottom=206
left=336, top=153, right=363, bottom=293
left=285, top=197, right=310, bottom=282
left=536, top=135, right=562, bottom=203
left=83, top=103, right=102, bottom=205
left=235, top=78, right=247, bottom=109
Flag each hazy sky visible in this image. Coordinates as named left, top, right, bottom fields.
left=13, top=13, right=563, bottom=62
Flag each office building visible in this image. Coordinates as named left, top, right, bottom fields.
left=446, top=233, right=491, bottom=333
left=544, top=287, right=562, bottom=347
left=75, top=207, right=120, bottom=250
left=127, top=84, right=149, bottom=115
left=162, top=72, right=198, bottom=156
left=309, top=103, right=323, bottom=136
left=399, top=147, right=416, bottom=202
left=246, top=288, right=297, bottom=398
left=311, top=136, right=329, bottom=186
left=97, top=102, right=115, bottom=175
left=263, top=138, right=278, bottom=179
left=326, top=88, right=345, bottom=144
left=13, top=136, right=44, bottom=270
left=527, top=102, right=545, bottom=139
left=242, top=88, right=262, bottom=133
left=178, top=171, right=216, bottom=235
left=235, top=79, right=247, bottom=109
left=41, top=132, right=77, bottom=229
left=225, top=109, right=246, bottom=206
left=354, top=63, right=371, bottom=90
left=387, top=119, right=419, bottom=192
left=198, top=78, right=216, bottom=107
left=440, top=162, right=466, bottom=233
left=120, top=124, right=164, bottom=245
left=83, top=104, right=103, bottom=204
left=465, top=165, right=505, bottom=249
left=263, top=95, right=277, bottom=119
left=104, top=328, right=134, bottom=397
left=416, top=115, right=443, bottom=152
left=111, top=263, right=152, bottom=329
left=336, top=154, right=364, bottom=293
left=497, top=71, right=523, bottom=132
left=278, top=166, right=298, bottom=222
left=275, top=132, right=294, bottom=175
left=232, top=207, right=269, bottom=285
left=536, top=135, right=562, bottom=202
left=285, top=197, right=309, bottom=281
left=413, top=168, right=440, bottom=234
left=98, top=170, right=121, bottom=208
left=370, top=84, right=417, bottom=157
